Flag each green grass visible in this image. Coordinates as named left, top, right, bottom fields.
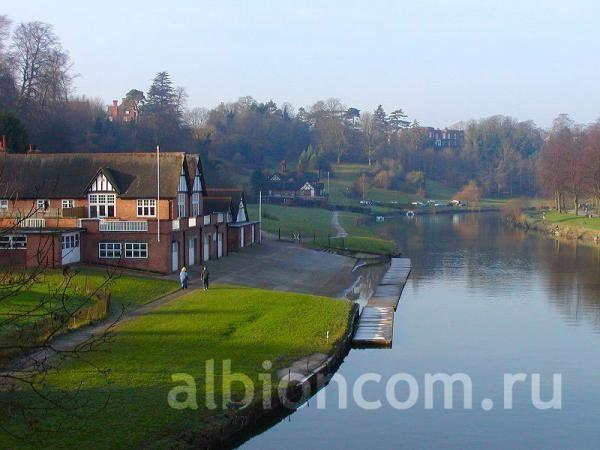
left=527, top=210, right=600, bottom=232
left=247, top=204, right=396, bottom=254
left=2, top=285, right=352, bottom=448
left=247, top=204, right=335, bottom=237
left=0, top=268, right=179, bottom=342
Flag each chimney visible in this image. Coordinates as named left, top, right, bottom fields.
left=113, top=100, right=118, bottom=107
left=27, top=144, right=34, bottom=154
left=280, top=160, right=287, bottom=174
left=0, top=135, right=6, bottom=152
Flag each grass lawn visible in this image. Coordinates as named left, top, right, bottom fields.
left=527, top=210, right=600, bottom=232
left=0, top=267, right=179, bottom=343
left=247, top=204, right=335, bottom=238
left=2, top=285, right=352, bottom=448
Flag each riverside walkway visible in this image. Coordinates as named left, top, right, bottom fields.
left=352, top=257, right=411, bottom=347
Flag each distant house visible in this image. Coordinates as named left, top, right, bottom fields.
left=0, top=150, right=259, bottom=274
left=263, top=162, right=327, bottom=207
left=107, top=98, right=139, bottom=123
left=425, top=127, right=464, bottom=149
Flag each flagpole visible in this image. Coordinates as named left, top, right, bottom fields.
left=259, top=191, right=262, bottom=243
left=156, top=144, right=160, bottom=243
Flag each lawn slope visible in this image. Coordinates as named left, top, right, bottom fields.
left=1, top=285, right=352, bottom=449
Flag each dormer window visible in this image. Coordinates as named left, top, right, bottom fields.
left=177, top=193, right=186, bottom=218
left=191, top=193, right=200, bottom=217
left=89, top=194, right=115, bottom=218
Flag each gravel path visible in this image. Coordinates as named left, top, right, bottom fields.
left=332, top=211, right=348, bottom=238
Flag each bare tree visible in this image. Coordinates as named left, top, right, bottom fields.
left=360, top=111, right=377, bottom=166
left=0, top=183, right=121, bottom=440
left=10, top=21, right=72, bottom=114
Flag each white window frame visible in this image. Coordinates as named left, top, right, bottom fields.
left=89, top=193, right=116, bottom=218
left=191, top=192, right=200, bottom=217
left=177, top=193, right=187, bottom=218
left=61, top=199, right=75, bottom=209
left=61, top=233, right=80, bottom=250
left=37, top=199, right=48, bottom=210
left=98, top=242, right=121, bottom=258
left=0, top=199, right=8, bottom=210
left=0, top=235, right=27, bottom=249
left=136, top=199, right=156, bottom=217
left=125, top=242, right=148, bottom=259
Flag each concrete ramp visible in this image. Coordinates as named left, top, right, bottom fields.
left=353, top=258, right=411, bottom=347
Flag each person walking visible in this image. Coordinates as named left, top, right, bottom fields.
left=179, top=267, right=189, bottom=289
left=203, top=267, right=210, bottom=290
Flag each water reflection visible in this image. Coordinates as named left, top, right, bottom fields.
left=377, top=213, right=600, bottom=329
left=240, top=212, right=600, bottom=450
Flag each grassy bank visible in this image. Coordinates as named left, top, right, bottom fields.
left=247, top=203, right=335, bottom=237
left=0, top=267, right=179, bottom=346
left=517, top=210, right=600, bottom=245
left=527, top=210, right=600, bottom=231
left=2, top=285, right=352, bottom=448
left=247, top=204, right=396, bottom=253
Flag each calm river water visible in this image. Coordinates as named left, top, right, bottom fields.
left=240, top=212, right=600, bottom=449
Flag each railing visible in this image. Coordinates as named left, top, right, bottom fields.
left=203, top=215, right=211, bottom=225
left=172, top=219, right=180, bottom=231
left=99, top=220, right=148, bottom=232
left=18, top=218, right=45, bottom=228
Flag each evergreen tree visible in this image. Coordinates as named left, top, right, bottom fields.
left=0, top=112, right=28, bottom=152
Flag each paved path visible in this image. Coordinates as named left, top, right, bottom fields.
left=8, top=241, right=356, bottom=374
left=332, top=211, right=348, bottom=238
left=184, top=239, right=356, bottom=298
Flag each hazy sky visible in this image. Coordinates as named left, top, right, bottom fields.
left=4, top=0, right=600, bottom=128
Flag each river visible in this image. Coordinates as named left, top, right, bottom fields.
left=239, top=212, right=600, bottom=449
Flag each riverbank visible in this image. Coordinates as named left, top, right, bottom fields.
left=2, top=242, right=363, bottom=448
left=247, top=204, right=397, bottom=255
left=511, top=210, right=600, bottom=246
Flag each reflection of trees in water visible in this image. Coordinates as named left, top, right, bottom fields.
left=379, top=213, right=600, bottom=329
left=537, top=240, right=600, bottom=329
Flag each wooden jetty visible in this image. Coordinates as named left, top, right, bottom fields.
left=352, top=258, right=411, bottom=347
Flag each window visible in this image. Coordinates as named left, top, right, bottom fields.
left=125, top=242, right=148, bottom=258
left=89, top=194, right=116, bottom=218
left=191, top=193, right=200, bottom=217
left=0, top=200, right=8, bottom=211
left=0, top=235, right=27, bottom=249
left=177, top=193, right=186, bottom=218
left=137, top=199, right=156, bottom=217
left=98, top=242, right=121, bottom=258
left=62, top=199, right=75, bottom=209
left=37, top=199, right=49, bottom=211
left=61, top=234, right=80, bottom=249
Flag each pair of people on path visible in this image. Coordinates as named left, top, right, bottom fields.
left=179, top=266, right=210, bottom=290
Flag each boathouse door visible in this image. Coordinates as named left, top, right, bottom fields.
left=188, top=238, right=195, bottom=266
left=171, top=241, right=178, bottom=272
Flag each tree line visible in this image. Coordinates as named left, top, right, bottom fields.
left=0, top=15, right=599, bottom=203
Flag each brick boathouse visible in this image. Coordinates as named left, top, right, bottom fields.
left=0, top=151, right=260, bottom=273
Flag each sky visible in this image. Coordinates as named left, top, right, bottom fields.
left=3, top=0, right=600, bottom=128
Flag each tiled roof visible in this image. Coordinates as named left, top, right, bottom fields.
left=0, top=152, right=192, bottom=199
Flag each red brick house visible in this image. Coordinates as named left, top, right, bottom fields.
left=0, top=151, right=259, bottom=274
left=204, top=188, right=259, bottom=253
